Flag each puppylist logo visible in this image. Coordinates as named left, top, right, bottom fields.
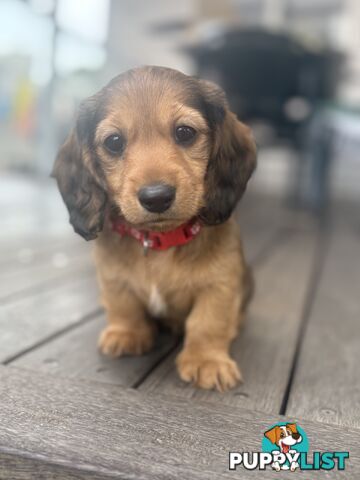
left=229, top=422, right=349, bottom=472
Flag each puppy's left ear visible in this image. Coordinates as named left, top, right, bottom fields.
left=199, top=81, right=257, bottom=225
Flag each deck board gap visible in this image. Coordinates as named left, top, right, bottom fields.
left=132, top=336, right=182, bottom=389
left=0, top=266, right=94, bottom=305
left=2, top=308, right=103, bottom=366
left=279, top=227, right=330, bottom=415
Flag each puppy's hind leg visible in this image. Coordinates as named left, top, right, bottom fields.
left=98, top=286, right=156, bottom=357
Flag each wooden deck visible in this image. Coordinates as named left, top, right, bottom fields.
left=0, top=191, right=359, bottom=479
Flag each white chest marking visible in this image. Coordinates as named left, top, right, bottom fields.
left=148, top=285, right=167, bottom=317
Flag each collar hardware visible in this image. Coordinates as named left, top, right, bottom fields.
left=111, top=218, right=202, bottom=253
left=142, top=233, right=151, bottom=256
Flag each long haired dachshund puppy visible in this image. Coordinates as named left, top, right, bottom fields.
left=53, top=66, right=256, bottom=391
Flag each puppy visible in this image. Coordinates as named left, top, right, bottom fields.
left=52, top=66, right=256, bottom=391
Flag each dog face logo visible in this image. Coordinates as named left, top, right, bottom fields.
left=264, top=423, right=302, bottom=454
left=263, top=422, right=308, bottom=472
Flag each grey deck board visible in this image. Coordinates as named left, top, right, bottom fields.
left=0, top=366, right=358, bottom=479
left=0, top=275, right=100, bottom=363
left=0, top=237, right=86, bottom=276
left=0, top=235, right=76, bottom=259
left=0, top=253, right=94, bottom=303
left=12, top=315, right=177, bottom=387
left=237, top=195, right=318, bottom=268
left=140, top=229, right=318, bottom=413
left=287, top=226, right=360, bottom=427
left=0, top=453, right=106, bottom=480
left=236, top=198, right=289, bottom=263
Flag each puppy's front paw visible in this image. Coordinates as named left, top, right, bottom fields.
left=176, top=349, right=242, bottom=392
left=98, top=324, right=154, bottom=357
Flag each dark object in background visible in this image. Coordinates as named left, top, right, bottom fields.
left=186, top=28, right=343, bottom=145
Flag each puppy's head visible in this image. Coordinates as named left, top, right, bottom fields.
left=52, top=66, right=256, bottom=240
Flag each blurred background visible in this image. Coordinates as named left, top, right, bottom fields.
left=0, top=0, right=359, bottom=241
left=0, top=1, right=358, bottom=440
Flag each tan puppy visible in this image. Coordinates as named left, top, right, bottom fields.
left=53, top=66, right=256, bottom=391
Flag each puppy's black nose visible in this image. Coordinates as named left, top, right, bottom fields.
left=292, top=432, right=300, bottom=440
left=137, top=183, right=176, bottom=213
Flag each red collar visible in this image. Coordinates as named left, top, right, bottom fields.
left=111, top=217, right=202, bottom=253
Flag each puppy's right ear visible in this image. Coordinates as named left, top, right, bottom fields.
left=52, top=98, right=107, bottom=240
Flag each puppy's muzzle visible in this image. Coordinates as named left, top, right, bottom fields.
left=137, top=183, right=176, bottom=213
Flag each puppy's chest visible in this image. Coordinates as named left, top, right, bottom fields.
left=147, top=284, right=168, bottom=317
left=127, top=254, right=194, bottom=319
left=99, top=236, right=198, bottom=318
left=139, top=273, right=193, bottom=320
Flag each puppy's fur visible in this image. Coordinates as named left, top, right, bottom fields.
left=53, top=66, right=256, bottom=391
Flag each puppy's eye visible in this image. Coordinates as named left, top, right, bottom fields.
left=103, top=134, right=125, bottom=154
left=175, top=125, right=197, bottom=145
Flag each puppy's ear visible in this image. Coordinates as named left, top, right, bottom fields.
left=52, top=96, right=107, bottom=240
left=264, top=426, right=280, bottom=445
left=198, top=81, right=256, bottom=225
